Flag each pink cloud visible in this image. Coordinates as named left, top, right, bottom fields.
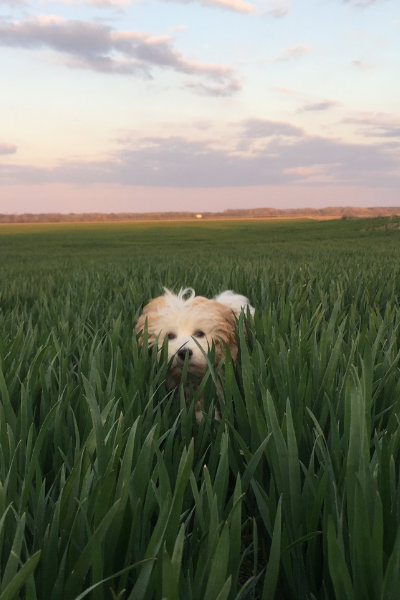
left=162, top=0, right=254, bottom=14
left=0, top=142, right=17, bottom=155
left=0, top=16, right=240, bottom=95
left=351, top=59, right=375, bottom=69
left=1, top=125, right=399, bottom=188
left=265, top=0, right=289, bottom=17
left=344, top=113, right=400, bottom=139
left=202, top=0, right=254, bottom=13
left=266, top=45, right=310, bottom=62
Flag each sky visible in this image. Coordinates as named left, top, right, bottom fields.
left=0, top=0, right=399, bottom=213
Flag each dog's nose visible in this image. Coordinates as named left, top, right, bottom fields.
left=177, top=348, right=193, bottom=361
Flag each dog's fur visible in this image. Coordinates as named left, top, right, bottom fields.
left=134, top=288, right=254, bottom=420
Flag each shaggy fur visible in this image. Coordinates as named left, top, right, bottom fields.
left=135, top=288, right=254, bottom=420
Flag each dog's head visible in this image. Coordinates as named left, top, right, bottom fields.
left=135, top=288, right=253, bottom=379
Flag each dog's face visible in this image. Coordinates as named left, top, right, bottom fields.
left=135, top=289, right=238, bottom=380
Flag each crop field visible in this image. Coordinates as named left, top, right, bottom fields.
left=1, top=217, right=400, bottom=600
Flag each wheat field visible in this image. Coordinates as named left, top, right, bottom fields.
left=1, top=218, right=400, bottom=599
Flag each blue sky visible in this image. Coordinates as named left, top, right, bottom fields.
left=0, top=0, right=399, bottom=213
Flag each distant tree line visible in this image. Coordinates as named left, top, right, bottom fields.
left=0, top=207, right=399, bottom=224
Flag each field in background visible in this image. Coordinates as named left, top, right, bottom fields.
left=1, top=218, right=400, bottom=599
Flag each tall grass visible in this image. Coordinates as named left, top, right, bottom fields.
left=0, top=218, right=400, bottom=599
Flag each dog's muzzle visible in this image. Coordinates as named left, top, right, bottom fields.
left=177, top=347, right=193, bottom=362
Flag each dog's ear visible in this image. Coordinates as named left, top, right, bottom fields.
left=134, top=313, right=147, bottom=346
left=134, top=296, right=166, bottom=346
left=214, top=290, right=255, bottom=318
left=211, top=303, right=239, bottom=362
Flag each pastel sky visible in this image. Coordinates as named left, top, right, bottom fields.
left=1, top=0, right=399, bottom=213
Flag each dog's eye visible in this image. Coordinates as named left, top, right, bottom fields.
left=193, top=330, right=205, bottom=338
left=167, top=332, right=176, bottom=340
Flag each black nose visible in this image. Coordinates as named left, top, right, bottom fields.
left=177, top=348, right=193, bottom=361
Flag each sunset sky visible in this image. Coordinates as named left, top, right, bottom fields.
left=1, top=0, right=399, bottom=213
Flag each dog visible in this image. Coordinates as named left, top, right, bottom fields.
left=134, top=288, right=254, bottom=421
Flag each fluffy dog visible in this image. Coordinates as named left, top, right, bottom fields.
left=134, top=287, right=254, bottom=420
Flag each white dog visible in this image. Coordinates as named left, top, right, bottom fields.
left=135, top=288, right=254, bottom=420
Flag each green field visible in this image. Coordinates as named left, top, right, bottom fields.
left=1, top=218, right=400, bottom=599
